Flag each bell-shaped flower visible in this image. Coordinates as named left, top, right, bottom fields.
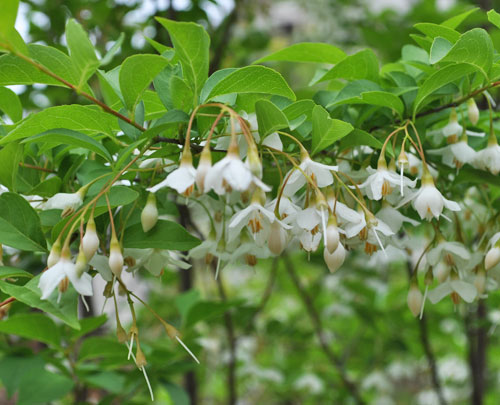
left=38, top=245, right=93, bottom=300
left=428, top=272, right=477, bottom=304
left=376, top=204, right=419, bottom=233
left=283, top=152, right=338, bottom=197
left=141, top=193, right=158, bottom=232
left=296, top=206, right=323, bottom=253
left=43, top=185, right=88, bottom=217
left=397, top=169, right=460, bottom=221
left=148, top=151, right=196, bottom=196
left=428, top=140, right=476, bottom=169
left=473, top=137, right=500, bottom=175
left=323, top=243, right=346, bottom=273
left=441, top=108, right=463, bottom=143
left=427, top=240, right=470, bottom=268
left=268, top=220, right=289, bottom=255
left=195, top=147, right=212, bottom=193
left=357, top=157, right=415, bottom=200
left=125, top=248, right=190, bottom=276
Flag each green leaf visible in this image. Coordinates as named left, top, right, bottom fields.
left=488, top=9, right=500, bottom=30
left=199, top=68, right=237, bottom=103
left=23, top=128, right=112, bottom=161
left=0, top=192, right=46, bottom=252
left=282, top=99, right=316, bottom=121
left=402, top=44, right=429, bottom=64
left=339, top=129, right=384, bottom=152
left=0, top=266, right=33, bottom=279
left=255, top=99, right=289, bottom=138
left=123, top=220, right=200, bottom=250
left=68, top=314, right=107, bottom=340
left=254, top=42, right=346, bottom=64
left=316, top=49, right=379, bottom=83
left=119, top=54, right=169, bottom=111
left=0, top=313, right=60, bottom=347
left=441, top=8, right=479, bottom=29
left=29, top=176, right=62, bottom=197
left=0, top=276, right=80, bottom=329
left=429, top=37, right=453, bottom=64
left=100, top=32, right=125, bottom=66
left=0, top=105, right=117, bottom=145
left=0, top=0, right=18, bottom=32
left=311, top=105, right=353, bottom=155
left=65, top=19, right=99, bottom=89
left=414, top=23, right=460, bottom=43
left=413, top=63, right=477, bottom=114
left=410, top=34, right=433, bottom=52
left=185, top=300, right=241, bottom=328
left=0, top=142, right=23, bottom=191
left=0, top=86, right=22, bottom=122
left=171, top=75, right=194, bottom=112
left=441, top=28, right=493, bottom=78
left=207, top=66, right=295, bottom=101
left=175, top=289, right=200, bottom=323
left=78, top=336, right=127, bottom=361
left=94, top=185, right=139, bottom=208
left=327, top=91, right=404, bottom=118
left=156, top=17, right=210, bottom=101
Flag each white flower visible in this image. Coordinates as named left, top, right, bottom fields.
left=428, top=276, right=477, bottom=304
left=485, top=232, right=500, bottom=270
left=125, top=248, right=190, bottom=276
left=427, top=241, right=470, bottom=267
left=283, top=156, right=338, bottom=196
left=376, top=205, right=419, bottom=233
left=428, top=141, right=476, bottom=168
left=398, top=172, right=460, bottom=221
left=407, top=283, right=423, bottom=317
left=38, top=252, right=92, bottom=300
left=268, top=220, right=289, bottom=255
left=357, top=166, right=415, bottom=200
left=195, top=148, right=212, bottom=193
left=43, top=188, right=86, bottom=217
left=205, top=152, right=269, bottom=194
left=473, top=143, right=500, bottom=175
left=262, top=132, right=283, bottom=151
left=323, top=243, right=346, bottom=273
left=148, top=157, right=196, bottom=196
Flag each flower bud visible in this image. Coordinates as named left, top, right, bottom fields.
left=467, top=98, right=479, bottom=125
left=246, top=145, right=263, bottom=178
left=474, top=268, right=486, bottom=295
left=75, top=249, right=87, bottom=277
left=485, top=246, right=500, bottom=271
left=135, top=341, right=147, bottom=368
left=323, top=243, right=346, bottom=273
left=407, top=282, right=423, bottom=317
left=268, top=220, right=287, bottom=255
left=82, top=216, right=99, bottom=261
left=195, top=148, right=212, bottom=193
left=103, top=281, right=114, bottom=298
left=109, top=235, right=124, bottom=277
left=435, top=263, right=450, bottom=283
left=141, top=193, right=158, bottom=233
left=325, top=216, right=340, bottom=254
left=47, top=239, right=61, bottom=268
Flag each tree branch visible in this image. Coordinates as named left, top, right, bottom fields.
left=282, top=255, right=365, bottom=404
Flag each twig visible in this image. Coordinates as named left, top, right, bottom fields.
left=406, top=261, right=447, bottom=405
left=282, top=255, right=365, bottom=404
left=19, top=162, right=54, bottom=173
left=0, top=297, right=15, bottom=308
left=215, top=272, right=237, bottom=405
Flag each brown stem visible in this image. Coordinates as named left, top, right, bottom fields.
left=283, top=255, right=365, bottom=404
left=0, top=297, right=15, bottom=307
left=19, top=162, right=54, bottom=173
left=215, top=272, right=237, bottom=405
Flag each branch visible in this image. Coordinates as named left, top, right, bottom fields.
left=282, top=255, right=365, bottom=404
left=215, top=273, right=238, bottom=405
left=406, top=261, right=447, bottom=405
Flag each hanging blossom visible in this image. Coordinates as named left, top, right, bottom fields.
left=148, top=150, right=196, bottom=196
left=43, top=185, right=88, bottom=217
left=428, top=271, right=477, bottom=305
left=472, top=129, right=500, bottom=175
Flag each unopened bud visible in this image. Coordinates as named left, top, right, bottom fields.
left=103, top=281, right=114, bottom=298
left=246, top=145, right=262, bottom=178
left=164, top=323, right=180, bottom=340
left=75, top=249, right=87, bottom=277
left=116, top=323, right=127, bottom=343
left=109, top=235, right=123, bottom=277
left=141, top=193, right=158, bottom=233
left=47, top=239, right=61, bottom=268
left=325, top=216, right=340, bottom=254
left=467, top=98, right=479, bottom=125
left=135, top=341, right=147, bottom=368
left=82, top=216, right=99, bottom=261
left=474, top=268, right=486, bottom=295
left=268, top=221, right=287, bottom=255
left=485, top=246, right=500, bottom=271
left=323, top=243, right=346, bottom=273
left=195, top=148, right=212, bottom=193
left=407, top=282, right=423, bottom=317
left=435, top=263, right=450, bottom=283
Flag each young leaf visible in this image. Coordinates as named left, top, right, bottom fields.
left=253, top=42, right=346, bottom=64
left=255, top=99, right=289, bottom=138
left=199, top=68, right=237, bottom=103
left=156, top=17, right=210, bottom=101
left=0, top=86, right=22, bottom=122
left=65, top=19, right=99, bottom=89
left=100, top=32, right=125, bottom=66
left=119, top=54, right=170, bottom=111
left=0, top=313, right=61, bottom=347
left=413, top=63, right=477, bottom=114
left=441, top=28, right=493, bottom=78
left=123, top=220, right=200, bottom=250
left=0, top=266, right=33, bottom=279
left=441, top=7, right=479, bottom=29
left=429, top=37, right=453, bottom=64
left=488, top=9, right=500, bottom=30
left=0, top=105, right=118, bottom=145
left=0, top=276, right=80, bottom=329
left=23, top=128, right=112, bottom=161
left=339, top=129, right=384, bottom=152
left=0, top=192, right=46, bottom=252
left=316, top=49, right=379, bottom=83
left=311, top=105, right=353, bottom=155
left=206, top=66, right=296, bottom=101
left=414, top=22, right=460, bottom=43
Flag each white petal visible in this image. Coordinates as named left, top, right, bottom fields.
left=296, top=208, right=321, bottom=231
left=38, top=263, right=66, bottom=299
left=428, top=283, right=453, bottom=304
left=262, top=133, right=283, bottom=151
left=65, top=264, right=93, bottom=296
left=450, top=280, right=477, bottom=303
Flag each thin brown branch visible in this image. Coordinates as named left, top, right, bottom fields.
left=283, top=255, right=365, bottom=404
left=0, top=297, right=15, bottom=308
left=19, top=162, right=54, bottom=173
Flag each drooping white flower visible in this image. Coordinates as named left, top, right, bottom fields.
left=43, top=186, right=87, bottom=217
left=427, top=241, right=470, bottom=268
left=283, top=155, right=338, bottom=197
left=148, top=153, right=196, bottom=196
left=473, top=142, right=500, bottom=175
left=38, top=246, right=93, bottom=300
left=376, top=204, right=419, bottom=233
left=268, top=220, right=289, bottom=255
left=109, top=235, right=124, bottom=277
left=428, top=140, right=476, bottom=169
left=124, top=248, right=190, bottom=276
left=441, top=108, right=462, bottom=143
left=195, top=147, right=212, bottom=193
left=357, top=162, right=415, bottom=200
left=398, top=170, right=460, bottom=221
left=323, top=243, right=346, bottom=273
left=428, top=273, right=477, bottom=304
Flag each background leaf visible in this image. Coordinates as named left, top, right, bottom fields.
left=0, top=313, right=60, bottom=347
left=311, top=105, right=353, bottom=155
left=254, top=42, right=346, bottom=64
